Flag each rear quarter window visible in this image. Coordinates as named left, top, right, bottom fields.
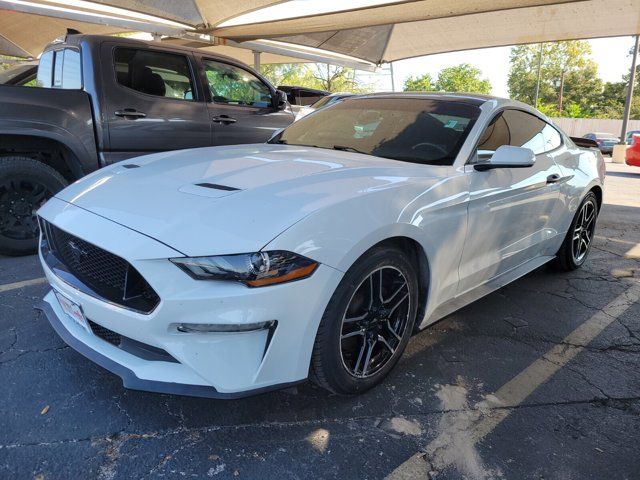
left=37, top=49, right=82, bottom=89
left=36, top=51, right=53, bottom=87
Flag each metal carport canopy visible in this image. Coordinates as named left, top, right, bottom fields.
left=214, top=0, right=640, bottom=64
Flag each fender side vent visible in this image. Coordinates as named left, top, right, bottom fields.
left=196, top=183, right=240, bottom=191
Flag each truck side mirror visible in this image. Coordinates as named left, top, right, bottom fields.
left=274, top=89, right=288, bottom=111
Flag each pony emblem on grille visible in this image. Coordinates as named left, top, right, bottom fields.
left=67, top=239, right=89, bottom=263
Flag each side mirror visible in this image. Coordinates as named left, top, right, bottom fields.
left=474, top=145, right=535, bottom=171
left=274, top=89, right=288, bottom=111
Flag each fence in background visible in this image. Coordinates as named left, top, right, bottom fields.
left=551, top=117, right=640, bottom=138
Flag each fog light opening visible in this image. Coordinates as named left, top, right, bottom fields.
left=174, top=320, right=276, bottom=333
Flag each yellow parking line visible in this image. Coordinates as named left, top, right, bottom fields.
left=0, top=277, right=48, bottom=293
left=387, top=281, right=640, bottom=479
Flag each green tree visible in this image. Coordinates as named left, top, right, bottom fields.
left=260, top=63, right=311, bottom=87
left=508, top=41, right=602, bottom=116
left=434, top=64, right=491, bottom=94
left=403, top=73, right=433, bottom=91
left=310, top=64, right=371, bottom=93
left=260, top=63, right=371, bottom=93
left=592, top=64, right=640, bottom=119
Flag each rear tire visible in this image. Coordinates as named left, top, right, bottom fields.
left=0, top=156, right=67, bottom=256
left=553, top=192, right=598, bottom=271
left=310, top=245, right=419, bottom=394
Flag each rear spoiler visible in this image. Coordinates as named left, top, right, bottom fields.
left=571, top=137, right=598, bottom=149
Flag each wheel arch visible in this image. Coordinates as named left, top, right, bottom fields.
left=589, top=184, right=603, bottom=211
left=365, top=236, right=431, bottom=332
left=0, top=133, right=87, bottom=181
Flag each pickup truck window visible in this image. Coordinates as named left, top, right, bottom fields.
left=204, top=60, right=272, bottom=108
left=114, top=48, right=195, bottom=101
left=36, top=51, right=53, bottom=87
left=36, top=49, right=81, bottom=89
left=61, top=50, right=82, bottom=89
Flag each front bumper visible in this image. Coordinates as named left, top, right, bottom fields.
left=38, top=197, right=343, bottom=398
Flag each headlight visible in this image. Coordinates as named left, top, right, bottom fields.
left=170, top=251, right=318, bottom=287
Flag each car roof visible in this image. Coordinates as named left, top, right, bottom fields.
left=341, top=92, right=513, bottom=107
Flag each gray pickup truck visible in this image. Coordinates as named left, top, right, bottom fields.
left=0, top=34, right=294, bottom=255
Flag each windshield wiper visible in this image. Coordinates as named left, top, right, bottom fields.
left=332, top=145, right=368, bottom=155
left=269, top=139, right=288, bottom=145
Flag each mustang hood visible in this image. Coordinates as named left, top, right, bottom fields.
left=55, top=144, right=436, bottom=257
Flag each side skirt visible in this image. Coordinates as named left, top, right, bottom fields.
left=419, top=255, right=555, bottom=329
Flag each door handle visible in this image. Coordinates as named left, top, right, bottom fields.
left=115, top=109, right=146, bottom=119
left=211, top=115, right=237, bottom=124
left=546, top=173, right=561, bottom=184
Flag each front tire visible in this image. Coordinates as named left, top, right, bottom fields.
left=310, top=245, right=419, bottom=394
left=554, top=192, right=598, bottom=271
left=0, top=157, right=67, bottom=256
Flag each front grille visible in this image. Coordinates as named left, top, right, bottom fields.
left=40, top=220, right=160, bottom=313
left=88, top=319, right=122, bottom=346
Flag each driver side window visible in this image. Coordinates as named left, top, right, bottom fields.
left=203, top=60, right=273, bottom=108
left=476, top=110, right=562, bottom=161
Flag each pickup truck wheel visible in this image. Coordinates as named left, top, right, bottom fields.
left=0, top=156, right=67, bottom=256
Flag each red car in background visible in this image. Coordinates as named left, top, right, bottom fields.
left=626, top=134, right=640, bottom=167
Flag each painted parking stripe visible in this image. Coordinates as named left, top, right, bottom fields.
left=0, top=277, right=48, bottom=293
left=387, top=281, right=640, bottom=479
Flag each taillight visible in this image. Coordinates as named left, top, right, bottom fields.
left=595, top=140, right=602, bottom=145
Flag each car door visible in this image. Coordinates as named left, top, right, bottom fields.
left=102, top=44, right=210, bottom=163
left=201, top=58, right=293, bottom=145
left=457, top=109, right=565, bottom=294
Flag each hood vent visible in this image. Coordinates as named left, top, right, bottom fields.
left=195, top=183, right=240, bottom=192
left=122, top=164, right=140, bottom=169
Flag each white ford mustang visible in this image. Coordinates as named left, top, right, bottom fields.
left=38, top=94, right=605, bottom=398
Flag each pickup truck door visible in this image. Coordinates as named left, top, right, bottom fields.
left=101, top=44, right=210, bottom=163
left=201, top=58, right=294, bottom=145
left=457, top=109, right=565, bottom=294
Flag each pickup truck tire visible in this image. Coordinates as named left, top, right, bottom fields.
left=0, top=156, right=67, bottom=256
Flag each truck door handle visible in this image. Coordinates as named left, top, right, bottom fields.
left=211, top=115, right=237, bottom=124
left=115, top=109, right=146, bottom=119
left=546, top=174, right=561, bottom=184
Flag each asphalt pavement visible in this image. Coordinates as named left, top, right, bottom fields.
left=1, top=162, right=639, bottom=480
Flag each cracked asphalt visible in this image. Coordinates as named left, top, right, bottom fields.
left=1, top=162, right=639, bottom=480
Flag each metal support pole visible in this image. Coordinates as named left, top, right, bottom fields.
left=558, top=69, right=565, bottom=114
left=253, top=51, right=261, bottom=71
left=389, top=62, right=395, bottom=92
left=620, top=35, right=639, bottom=144
left=534, top=43, right=543, bottom=107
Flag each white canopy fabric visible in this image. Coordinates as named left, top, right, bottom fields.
left=0, top=9, right=121, bottom=57
left=89, top=0, right=286, bottom=28
left=215, top=0, right=640, bottom=64
left=1, top=0, right=638, bottom=65
left=0, top=0, right=284, bottom=58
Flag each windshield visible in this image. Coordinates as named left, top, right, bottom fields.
left=310, top=94, right=350, bottom=109
left=272, top=97, right=480, bottom=166
left=309, top=96, right=333, bottom=109
left=597, top=133, right=618, bottom=140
